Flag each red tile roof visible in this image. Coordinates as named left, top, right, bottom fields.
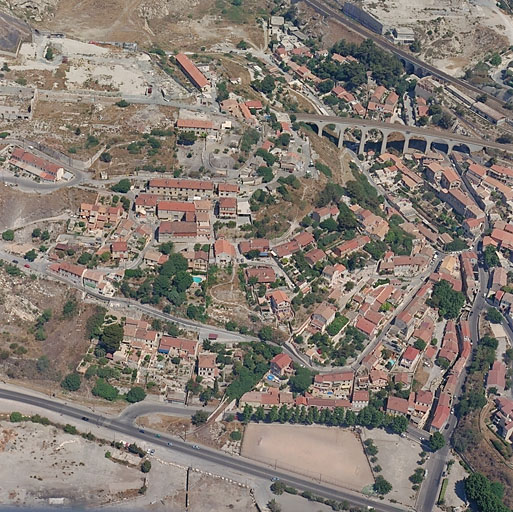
left=176, top=53, right=209, bottom=89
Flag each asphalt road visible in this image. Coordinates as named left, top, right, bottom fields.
left=0, top=387, right=410, bottom=512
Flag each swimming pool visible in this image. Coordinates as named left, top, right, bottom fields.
left=192, top=276, right=203, bottom=284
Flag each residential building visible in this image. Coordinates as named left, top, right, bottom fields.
left=10, top=148, right=64, bottom=181
left=156, top=200, right=196, bottom=221
left=312, top=371, right=354, bottom=398
left=213, top=239, right=236, bottom=266
left=386, top=396, right=410, bottom=416
left=487, top=360, right=506, bottom=392
left=245, top=266, right=276, bottom=285
left=494, top=397, right=513, bottom=442
left=310, top=302, right=337, bottom=333
left=197, top=353, right=219, bottom=381
left=158, top=337, right=199, bottom=361
left=148, top=178, right=214, bottom=199
left=268, top=290, right=292, bottom=320
left=270, top=353, right=293, bottom=377
left=218, top=197, right=237, bottom=219
left=157, top=221, right=197, bottom=242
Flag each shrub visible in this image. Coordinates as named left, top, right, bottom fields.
left=230, top=430, right=242, bottom=441
left=61, top=373, right=81, bottom=392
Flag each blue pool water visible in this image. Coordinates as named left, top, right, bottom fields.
left=193, top=276, right=203, bottom=284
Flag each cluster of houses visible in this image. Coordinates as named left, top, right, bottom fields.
left=240, top=316, right=471, bottom=432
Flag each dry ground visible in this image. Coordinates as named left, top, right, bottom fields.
left=242, top=424, right=373, bottom=490
left=24, top=0, right=270, bottom=51
left=0, top=184, right=95, bottom=232
left=0, top=268, right=96, bottom=389
left=0, top=420, right=144, bottom=507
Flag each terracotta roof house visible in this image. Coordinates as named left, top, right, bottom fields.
left=270, top=353, right=293, bottom=376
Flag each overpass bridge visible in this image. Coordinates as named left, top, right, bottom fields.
left=294, top=113, right=513, bottom=154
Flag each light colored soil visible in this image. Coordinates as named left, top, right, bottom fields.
left=242, top=423, right=373, bottom=490
left=0, top=184, right=95, bottom=232
left=0, top=420, right=144, bottom=507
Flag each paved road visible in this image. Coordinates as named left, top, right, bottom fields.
left=0, top=386, right=410, bottom=512
left=416, top=220, right=489, bottom=512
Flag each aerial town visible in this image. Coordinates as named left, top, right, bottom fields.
left=1, top=0, right=513, bottom=511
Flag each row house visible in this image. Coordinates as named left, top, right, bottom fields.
left=157, top=221, right=198, bottom=243
left=157, top=201, right=196, bottom=221
left=49, top=262, right=85, bottom=285
left=429, top=392, right=451, bottom=432
left=218, top=197, right=237, bottom=219
left=312, top=371, right=354, bottom=399
left=218, top=183, right=239, bottom=197
left=148, top=178, right=214, bottom=200
left=333, top=235, right=370, bottom=258
left=351, top=390, right=369, bottom=411
left=176, top=118, right=215, bottom=134
left=158, top=336, right=199, bottom=361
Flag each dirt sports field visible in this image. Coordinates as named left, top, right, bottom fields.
left=242, top=424, right=373, bottom=490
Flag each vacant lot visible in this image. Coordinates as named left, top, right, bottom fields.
left=242, top=424, right=373, bottom=491
left=0, top=421, right=144, bottom=507
left=362, top=428, right=422, bottom=507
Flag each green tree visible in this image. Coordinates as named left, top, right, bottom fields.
left=414, top=339, right=427, bottom=351
left=258, top=326, right=274, bottom=341
left=2, top=230, right=14, bottom=241
left=24, top=249, right=37, bottom=262
left=191, top=410, right=209, bottom=425
left=374, top=475, right=392, bottom=495
left=141, top=460, right=152, bottom=473
left=126, top=386, right=147, bottom=403
left=100, top=152, right=112, bottom=163
left=177, top=131, right=197, bottom=145
left=10, top=412, right=23, bottom=422
left=289, top=367, right=314, bottom=393
left=110, top=179, right=131, bottom=193
left=61, top=373, right=81, bottom=392
left=62, top=298, right=78, bottom=318
left=429, top=432, right=446, bottom=452
left=99, top=323, right=123, bottom=353
left=486, top=308, right=503, bottom=324
left=92, top=378, right=119, bottom=401
left=484, top=246, right=499, bottom=268
left=465, top=472, right=510, bottom=512
left=430, top=279, right=465, bottom=319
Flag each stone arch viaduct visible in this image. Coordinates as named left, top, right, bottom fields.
left=294, top=113, right=513, bottom=155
